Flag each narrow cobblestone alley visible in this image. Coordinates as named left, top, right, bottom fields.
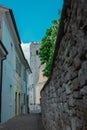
left=0, top=114, right=45, bottom=130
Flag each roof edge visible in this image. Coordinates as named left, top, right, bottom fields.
left=9, top=9, right=21, bottom=44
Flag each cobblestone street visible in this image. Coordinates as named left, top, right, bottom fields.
left=0, top=114, right=45, bottom=130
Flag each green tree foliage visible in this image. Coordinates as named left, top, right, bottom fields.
left=39, top=12, right=61, bottom=77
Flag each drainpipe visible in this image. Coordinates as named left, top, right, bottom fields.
left=0, top=56, right=7, bottom=122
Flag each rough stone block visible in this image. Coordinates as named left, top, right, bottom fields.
left=71, top=78, right=80, bottom=91
left=78, top=61, right=87, bottom=87
left=66, top=83, right=72, bottom=95
left=71, top=117, right=77, bottom=130
left=62, top=83, right=66, bottom=92
left=68, top=95, right=75, bottom=107
left=80, top=86, right=87, bottom=96
left=62, top=92, right=67, bottom=102
left=73, top=56, right=81, bottom=70
left=73, top=91, right=82, bottom=99
left=66, top=125, right=71, bottom=130
left=71, top=71, right=78, bottom=80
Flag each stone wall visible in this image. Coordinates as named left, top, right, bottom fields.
left=41, top=0, right=87, bottom=130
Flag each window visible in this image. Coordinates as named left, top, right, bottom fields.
left=24, top=94, right=25, bottom=105
left=11, top=42, right=13, bottom=48
left=9, top=85, right=12, bottom=106
left=23, top=67, right=26, bottom=81
left=10, top=42, right=13, bottom=60
left=36, top=50, right=38, bottom=55
left=16, top=57, right=21, bottom=76
left=19, top=62, right=21, bottom=76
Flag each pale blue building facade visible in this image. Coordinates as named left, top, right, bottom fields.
left=1, top=7, right=15, bottom=123
left=0, top=6, right=31, bottom=123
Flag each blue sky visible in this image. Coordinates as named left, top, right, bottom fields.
left=1, top=0, right=63, bottom=43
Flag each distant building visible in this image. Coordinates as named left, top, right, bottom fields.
left=0, top=5, right=31, bottom=123
left=21, top=43, right=31, bottom=112
left=21, top=43, right=31, bottom=64
left=29, top=42, right=40, bottom=112
left=22, top=42, right=40, bottom=112
left=22, top=42, right=48, bottom=113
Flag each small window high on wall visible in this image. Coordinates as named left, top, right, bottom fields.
left=36, top=50, right=38, bottom=55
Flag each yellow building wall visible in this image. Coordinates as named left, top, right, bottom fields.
left=36, top=65, right=47, bottom=104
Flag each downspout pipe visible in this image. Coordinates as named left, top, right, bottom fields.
left=0, top=55, right=7, bottom=122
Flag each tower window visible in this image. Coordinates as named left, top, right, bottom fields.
left=36, top=50, right=38, bottom=55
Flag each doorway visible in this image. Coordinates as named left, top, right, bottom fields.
left=15, top=92, right=17, bottom=115
left=19, top=93, right=20, bottom=114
